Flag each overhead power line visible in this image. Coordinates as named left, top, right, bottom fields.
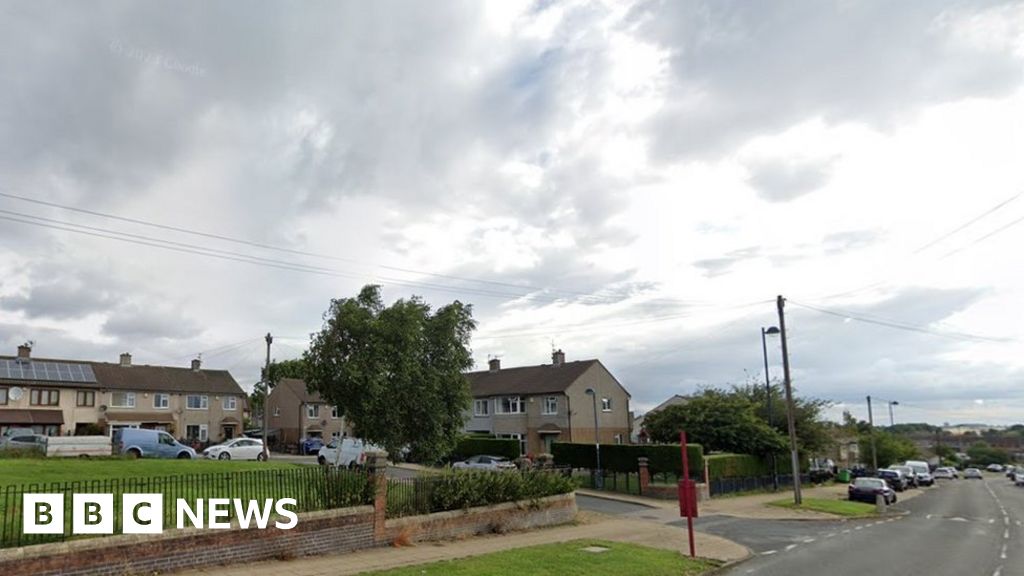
left=914, top=192, right=1021, bottom=253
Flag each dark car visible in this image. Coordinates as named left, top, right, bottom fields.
left=300, top=436, right=324, bottom=455
left=878, top=469, right=908, bottom=491
left=849, top=477, right=897, bottom=504
left=891, top=466, right=918, bottom=488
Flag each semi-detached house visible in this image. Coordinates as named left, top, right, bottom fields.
left=464, top=350, right=632, bottom=456
left=0, top=344, right=246, bottom=443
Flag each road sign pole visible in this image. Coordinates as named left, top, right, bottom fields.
left=680, top=430, right=696, bottom=558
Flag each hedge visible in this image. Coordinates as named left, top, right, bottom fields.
left=705, top=453, right=772, bottom=479
left=387, top=470, right=576, bottom=517
left=552, top=442, right=704, bottom=476
left=451, top=437, right=521, bottom=461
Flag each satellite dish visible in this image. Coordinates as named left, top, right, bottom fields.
left=8, top=387, right=23, bottom=401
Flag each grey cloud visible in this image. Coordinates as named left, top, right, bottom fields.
left=822, top=229, right=884, bottom=255
left=101, top=304, right=203, bottom=341
left=746, top=157, right=835, bottom=203
left=692, top=246, right=760, bottom=277
left=632, top=0, right=1024, bottom=161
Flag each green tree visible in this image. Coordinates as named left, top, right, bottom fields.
left=859, top=429, right=918, bottom=468
left=966, top=442, right=1010, bottom=466
left=732, top=382, right=833, bottom=456
left=644, top=388, right=787, bottom=455
left=305, top=285, right=476, bottom=462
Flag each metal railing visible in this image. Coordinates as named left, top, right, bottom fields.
left=0, top=466, right=373, bottom=549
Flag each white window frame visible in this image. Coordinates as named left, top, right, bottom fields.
left=473, top=399, right=490, bottom=417
left=601, top=397, right=612, bottom=412
left=499, top=433, right=526, bottom=456
left=273, top=406, right=280, bottom=417
left=222, top=396, right=237, bottom=411
left=331, top=405, right=340, bottom=419
left=110, top=391, right=136, bottom=408
left=186, top=394, right=209, bottom=410
left=307, top=404, right=319, bottom=419
left=497, top=396, right=525, bottom=415
left=542, top=396, right=558, bottom=415
left=153, top=393, right=169, bottom=409
left=199, top=424, right=208, bottom=442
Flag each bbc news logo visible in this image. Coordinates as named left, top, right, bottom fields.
left=23, top=494, right=298, bottom=534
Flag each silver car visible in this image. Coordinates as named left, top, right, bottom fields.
left=452, top=455, right=517, bottom=471
left=0, top=433, right=46, bottom=452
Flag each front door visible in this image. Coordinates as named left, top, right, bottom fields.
left=223, top=426, right=234, bottom=440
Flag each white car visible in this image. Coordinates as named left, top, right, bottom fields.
left=451, top=455, right=517, bottom=471
left=933, top=467, right=956, bottom=480
left=317, top=437, right=384, bottom=468
left=202, top=437, right=266, bottom=461
left=986, top=463, right=1005, bottom=473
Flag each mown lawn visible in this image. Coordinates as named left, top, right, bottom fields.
left=0, top=457, right=301, bottom=487
left=768, top=497, right=876, bottom=517
left=365, top=539, right=717, bottom=576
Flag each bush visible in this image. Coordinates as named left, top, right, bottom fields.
left=451, top=437, right=520, bottom=461
left=552, top=442, right=704, bottom=476
left=429, top=470, right=575, bottom=512
left=706, top=453, right=772, bottom=479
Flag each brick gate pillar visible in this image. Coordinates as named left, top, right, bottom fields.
left=366, top=451, right=389, bottom=541
left=638, top=457, right=650, bottom=495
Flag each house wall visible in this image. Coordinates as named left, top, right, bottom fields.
left=0, top=383, right=96, bottom=435
left=267, top=385, right=302, bottom=444
left=100, top=390, right=245, bottom=442
left=565, top=363, right=631, bottom=445
left=469, top=394, right=571, bottom=455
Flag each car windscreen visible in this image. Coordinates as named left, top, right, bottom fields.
left=853, top=478, right=883, bottom=488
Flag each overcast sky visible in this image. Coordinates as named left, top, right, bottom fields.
left=1, top=0, right=1023, bottom=425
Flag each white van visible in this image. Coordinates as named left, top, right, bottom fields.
left=905, top=460, right=934, bottom=486
left=317, top=437, right=385, bottom=468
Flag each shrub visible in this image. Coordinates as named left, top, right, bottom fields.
left=552, top=442, right=704, bottom=476
left=451, top=437, right=520, bottom=461
left=429, top=470, right=575, bottom=512
left=705, top=453, right=772, bottom=479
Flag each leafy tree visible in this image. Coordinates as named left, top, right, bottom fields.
left=859, top=429, right=918, bottom=468
left=967, top=442, right=1010, bottom=466
left=305, top=285, right=476, bottom=462
left=732, top=382, right=833, bottom=456
left=644, top=388, right=787, bottom=455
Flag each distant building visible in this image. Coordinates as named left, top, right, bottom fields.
left=464, top=350, right=632, bottom=456
left=265, top=378, right=349, bottom=446
left=0, top=344, right=246, bottom=442
left=632, top=394, right=688, bottom=443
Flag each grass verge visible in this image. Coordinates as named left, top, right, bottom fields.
left=767, top=497, right=876, bottom=517
left=0, top=457, right=301, bottom=487
left=365, top=539, right=718, bottom=576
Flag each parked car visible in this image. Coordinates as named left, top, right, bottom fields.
left=848, top=477, right=897, bottom=504
left=202, top=437, right=267, bottom=461
left=904, top=461, right=934, bottom=486
left=964, top=468, right=984, bottom=479
left=1015, top=472, right=1024, bottom=487
left=113, top=428, right=196, bottom=459
left=891, top=466, right=918, bottom=488
left=317, top=437, right=384, bottom=468
left=933, top=467, right=956, bottom=480
left=1, top=427, right=35, bottom=440
left=451, top=455, right=517, bottom=471
left=301, top=436, right=324, bottom=455
left=0, top=433, right=46, bottom=452
left=878, top=469, right=908, bottom=491
left=986, top=463, right=1005, bottom=473
left=1006, top=465, right=1018, bottom=479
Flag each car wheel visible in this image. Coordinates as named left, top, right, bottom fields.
left=177, top=452, right=192, bottom=459
left=318, top=456, right=327, bottom=466
left=127, top=448, right=142, bottom=459
left=218, top=452, right=230, bottom=460
left=257, top=452, right=267, bottom=462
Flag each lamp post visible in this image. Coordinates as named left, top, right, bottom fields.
left=888, top=401, right=899, bottom=427
left=762, top=326, right=780, bottom=491
left=585, top=388, right=602, bottom=489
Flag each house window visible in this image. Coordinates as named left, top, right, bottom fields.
left=614, top=434, right=623, bottom=445
left=0, top=387, right=8, bottom=405
left=474, top=399, right=490, bottom=417
left=186, top=424, right=208, bottom=441
left=222, top=396, right=237, bottom=411
left=273, top=406, right=280, bottom=417
left=307, top=404, right=319, bottom=419
left=186, top=395, right=209, bottom=410
left=76, top=390, right=95, bottom=407
left=497, top=396, right=525, bottom=414
left=543, top=396, right=558, bottom=415
left=153, top=393, right=169, bottom=409
left=110, top=392, right=135, bottom=408
left=30, top=389, right=60, bottom=406
left=601, top=397, right=612, bottom=412
left=498, top=433, right=526, bottom=456
left=331, top=405, right=340, bottom=419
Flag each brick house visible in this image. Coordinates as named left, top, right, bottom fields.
left=464, top=350, right=632, bottom=456
left=266, top=378, right=349, bottom=446
left=0, top=344, right=246, bottom=442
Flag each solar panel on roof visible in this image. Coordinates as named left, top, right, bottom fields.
left=0, top=359, right=97, bottom=383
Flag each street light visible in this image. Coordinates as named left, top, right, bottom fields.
left=762, top=326, right=780, bottom=491
left=888, top=401, right=899, bottom=427
left=585, top=388, right=602, bottom=489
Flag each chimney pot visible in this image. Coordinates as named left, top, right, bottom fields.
left=488, top=358, right=500, bottom=372
left=16, top=344, right=31, bottom=360
left=552, top=349, right=565, bottom=367
left=119, top=352, right=132, bottom=367
left=191, top=358, right=201, bottom=371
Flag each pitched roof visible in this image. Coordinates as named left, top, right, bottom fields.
left=274, top=378, right=327, bottom=404
left=465, top=360, right=599, bottom=396
left=0, top=355, right=245, bottom=396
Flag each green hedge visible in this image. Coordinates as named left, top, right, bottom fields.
left=705, top=453, right=772, bottom=479
left=451, top=437, right=521, bottom=461
left=552, top=442, right=704, bottom=475
left=387, top=470, right=576, bottom=517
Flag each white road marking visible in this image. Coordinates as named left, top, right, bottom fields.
left=1004, top=528, right=1010, bottom=539
left=825, top=533, right=836, bottom=538
left=1005, top=517, right=1010, bottom=526
left=842, top=529, right=851, bottom=534
left=989, top=519, right=996, bottom=524
left=785, top=544, right=798, bottom=552
left=950, top=517, right=969, bottom=522
left=762, top=550, right=777, bottom=556
left=1001, top=544, right=1008, bottom=559
left=803, top=538, right=816, bottom=544
left=854, top=526, right=863, bottom=530
left=926, top=514, right=933, bottom=519
left=994, top=565, right=1002, bottom=576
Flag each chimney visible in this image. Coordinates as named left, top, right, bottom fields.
left=119, top=352, right=132, bottom=367
left=16, top=343, right=31, bottom=360
left=488, top=357, right=501, bottom=372
left=191, top=358, right=201, bottom=371
left=552, top=349, right=565, bottom=367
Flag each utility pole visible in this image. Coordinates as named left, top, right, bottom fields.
left=776, top=295, right=802, bottom=505
left=262, top=332, right=273, bottom=460
left=867, top=396, right=878, bottom=470
left=888, top=401, right=897, bottom=427
left=761, top=326, right=779, bottom=491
